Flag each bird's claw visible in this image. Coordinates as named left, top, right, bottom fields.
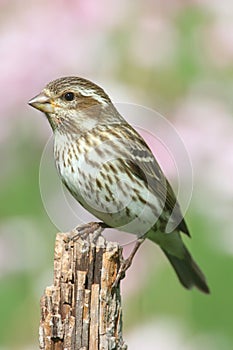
left=67, top=222, right=106, bottom=242
left=112, top=257, right=132, bottom=288
left=113, top=237, right=146, bottom=288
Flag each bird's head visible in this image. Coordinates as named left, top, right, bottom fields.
left=28, top=76, right=119, bottom=133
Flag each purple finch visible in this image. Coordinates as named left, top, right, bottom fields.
left=29, top=76, right=209, bottom=293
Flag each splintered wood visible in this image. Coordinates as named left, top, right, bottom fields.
left=39, top=230, right=127, bottom=350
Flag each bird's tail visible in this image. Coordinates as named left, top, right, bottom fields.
left=162, top=246, right=210, bottom=294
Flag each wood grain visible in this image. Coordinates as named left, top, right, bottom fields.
left=39, top=225, right=127, bottom=350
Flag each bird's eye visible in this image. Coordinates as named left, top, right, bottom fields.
left=63, top=92, right=75, bottom=101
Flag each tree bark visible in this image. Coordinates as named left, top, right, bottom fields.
left=39, top=224, right=128, bottom=350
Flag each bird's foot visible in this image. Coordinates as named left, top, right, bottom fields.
left=113, top=237, right=146, bottom=288
left=68, top=222, right=107, bottom=242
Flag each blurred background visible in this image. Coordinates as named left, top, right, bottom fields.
left=1, top=0, right=233, bottom=349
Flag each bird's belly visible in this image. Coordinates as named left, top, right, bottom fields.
left=56, top=156, right=162, bottom=236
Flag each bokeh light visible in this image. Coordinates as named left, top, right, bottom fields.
left=0, top=1, right=232, bottom=349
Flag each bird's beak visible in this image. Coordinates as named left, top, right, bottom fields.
left=28, top=92, right=54, bottom=113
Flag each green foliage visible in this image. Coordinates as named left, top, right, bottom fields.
left=1, top=2, right=232, bottom=349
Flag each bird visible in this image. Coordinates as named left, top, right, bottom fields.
left=28, top=76, right=210, bottom=294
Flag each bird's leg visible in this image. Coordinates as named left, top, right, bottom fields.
left=113, top=236, right=146, bottom=288
left=68, top=222, right=107, bottom=242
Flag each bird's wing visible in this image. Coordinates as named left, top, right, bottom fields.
left=117, top=123, right=190, bottom=236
